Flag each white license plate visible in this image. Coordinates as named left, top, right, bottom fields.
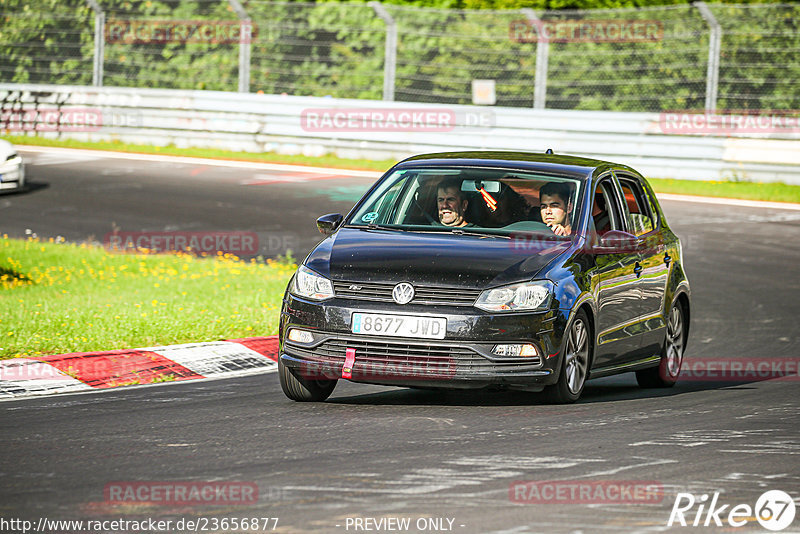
left=351, top=313, right=446, bottom=339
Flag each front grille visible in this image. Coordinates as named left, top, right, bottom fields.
left=285, top=336, right=543, bottom=379
left=332, top=281, right=481, bottom=306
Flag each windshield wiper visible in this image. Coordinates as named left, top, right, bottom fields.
left=449, top=228, right=511, bottom=239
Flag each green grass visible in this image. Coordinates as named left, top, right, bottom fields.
left=648, top=178, right=800, bottom=204
left=8, top=134, right=800, bottom=204
left=0, top=236, right=295, bottom=360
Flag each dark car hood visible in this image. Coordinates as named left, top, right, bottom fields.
left=305, top=227, right=570, bottom=288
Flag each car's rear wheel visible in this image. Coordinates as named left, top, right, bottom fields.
left=636, top=301, right=685, bottom=388
left=544, top=309, right=591, bottom=404
left=278, top=358, right=337, bottom=402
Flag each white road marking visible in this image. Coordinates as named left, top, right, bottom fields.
left=283, top=456, right=603, bottom=497
left=21, top=151, right=105, bottom=167
left=241, top=173, right=350, bottom=186
left=578, top=457, right=677, bottom=478
left=19, top=145, right=381, bottom=178
left=0, top=358, right=93, bottom=398
left=21, top=146, right=798, bottom=210
left=670, top=212, right=800, bottom=225
left=0, top=340, right=278, bottom=401
left=658, top=193, right=800, bottom=210
left=145, top=340, right=277, bottom=378
left=630, top=429, right=775, bottom=447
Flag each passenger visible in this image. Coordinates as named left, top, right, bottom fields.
left=539, top=182, right=573, bottom=236
left=592, top=190, right=611, bottom=235
left=436, top=178, right=473, bottom=228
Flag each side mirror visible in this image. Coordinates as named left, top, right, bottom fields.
left=316, top=213, right=343, bottom=236
left=594, top=230, right=639, bottom=254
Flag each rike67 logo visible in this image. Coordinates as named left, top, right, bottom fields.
left=668, top=490, right=796, bottom=531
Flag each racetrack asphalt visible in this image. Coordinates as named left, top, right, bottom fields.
left=0, top=148, right=798, bottom=533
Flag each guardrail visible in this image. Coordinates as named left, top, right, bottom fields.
left=1, top=83, right=799, bottom=184
left=4, top=2, right=799, bottom=114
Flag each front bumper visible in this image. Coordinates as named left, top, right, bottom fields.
left=279, top=292, right=568, bottom=391
left=0, top=158, right=25, bottom=191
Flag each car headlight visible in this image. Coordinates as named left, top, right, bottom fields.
left=0, top=154, right=22, bottom=172
left=290, top=265, right=334, bottom=301
left=475, top=280, right=553, bottom=312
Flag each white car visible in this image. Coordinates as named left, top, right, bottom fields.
left=0, top=139, right=25, bottom=192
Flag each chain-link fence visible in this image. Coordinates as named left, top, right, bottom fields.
left=1, top=0, right=798, bottom=112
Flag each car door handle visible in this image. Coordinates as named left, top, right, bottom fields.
left=633, top=263, right=643, bottom=277
left=664, top=254, right=672, bottom=265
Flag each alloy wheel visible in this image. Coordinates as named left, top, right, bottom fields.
left=665, top=305, right=684, bottom=377
left=565, top=318, right=589, bottom=394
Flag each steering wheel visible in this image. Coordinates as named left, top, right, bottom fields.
left=412, top=193, right=438, bottom=225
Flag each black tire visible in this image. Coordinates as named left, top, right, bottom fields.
left=278, top=358, right=337, bottom=402
left=544, top=309, right=591, bottom=404
left=636, top=300, right=685, bottom=388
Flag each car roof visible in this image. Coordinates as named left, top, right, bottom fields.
left=394, top=151, right=619, bottom=180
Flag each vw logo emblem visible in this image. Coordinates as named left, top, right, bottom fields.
left=392, top=283, right=415, bottom=305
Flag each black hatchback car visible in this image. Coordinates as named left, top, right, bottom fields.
left=278, top=152, right=690, bottom=403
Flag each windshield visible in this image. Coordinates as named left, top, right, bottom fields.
left=347, top=167, right=584, bottom=236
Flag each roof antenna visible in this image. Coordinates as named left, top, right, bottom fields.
left=545, top=148, right=554, bottom=155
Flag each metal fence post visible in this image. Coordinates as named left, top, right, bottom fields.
left=86, top=0, right=104, bottom=87
left=521, top=9, right=547, bottom=109
left=228, top=0, right=251, bottom=93
left=694, top=2, right=721, bottom=112
left=369, top=1, right=397, bottom=101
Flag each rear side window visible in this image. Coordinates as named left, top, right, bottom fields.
left=617, top=176, right=655, bottom=236
left=591, top=178, right=621, bottom=236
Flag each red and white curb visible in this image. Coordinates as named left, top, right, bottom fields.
left=0, top=336, right=279, bottom=400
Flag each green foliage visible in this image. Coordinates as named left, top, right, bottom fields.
left=0, top=0, right=94, bottom=85
left=1, top=0, right=798, bottom=111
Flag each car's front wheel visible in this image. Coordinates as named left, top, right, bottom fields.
left=544, top=309, right=591, bottom=404
left=636, top=300, right=685, bottom=388
left=278, top=358, right=337, bottom=401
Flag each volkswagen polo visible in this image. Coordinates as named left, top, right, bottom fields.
left=278, top=151, right=690, bottom=403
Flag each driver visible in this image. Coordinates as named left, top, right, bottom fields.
left=539, top=182, right=573, bottom=236
left=436, top=178, right=473, bottom=228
